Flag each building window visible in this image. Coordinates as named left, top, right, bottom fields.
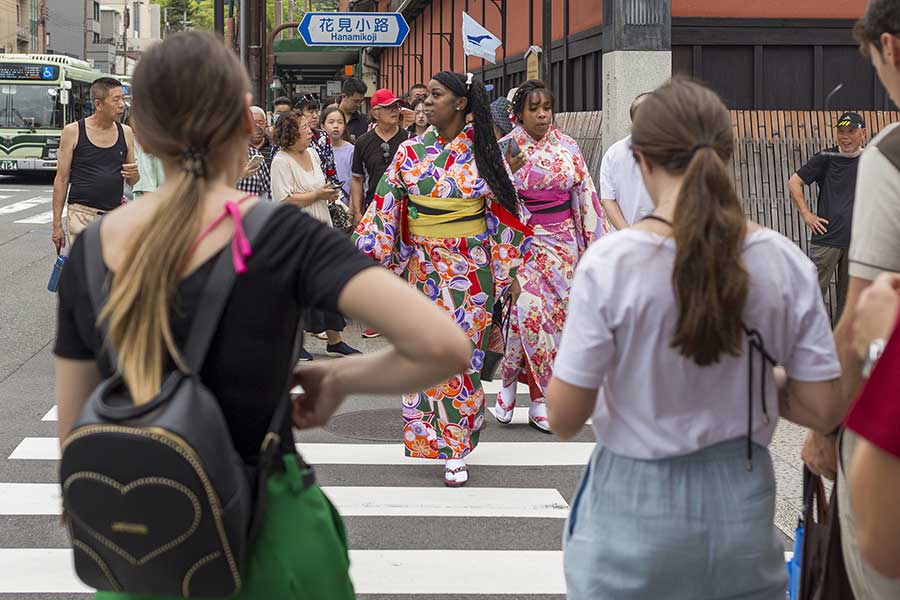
left=93, top=32, right=100, bottom=44
left=133, top=2, right=141, bottom=34
left=94, top=2, right=101, bottom=21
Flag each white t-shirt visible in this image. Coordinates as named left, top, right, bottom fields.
left=554, top=228, right=841, bottom=460
left=598, top=135, right=655, bottom=226
left=849, top=122, right=900, bottom=280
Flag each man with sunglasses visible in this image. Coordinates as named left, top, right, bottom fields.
left=350, top=89, right=410, bottom=226
left=789, top=111, right=866, bottom=318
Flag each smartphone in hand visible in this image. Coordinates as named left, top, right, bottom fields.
left=499, top=138, right=521, bottom=157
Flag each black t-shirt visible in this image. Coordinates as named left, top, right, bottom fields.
left=351, top=127, right=410, bottom=209
left=345, top=111, right=369, bottom=143
left=53, top=204, right=375, bottom=462
left=796, top=147, right=860, bottom=248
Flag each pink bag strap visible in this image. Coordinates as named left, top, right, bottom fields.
left=188, top=194, right=256, bottom=274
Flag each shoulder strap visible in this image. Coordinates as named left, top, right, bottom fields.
left=183, top=201, right=277, bottom=372
left=83, top=218, right=107, bottom=322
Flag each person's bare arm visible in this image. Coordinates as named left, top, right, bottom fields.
left=801, top=276, right=872, bottom=479
left=56, top=358, right=101, bottom=444
left=774, top=367, right=843, bottom=434
left=600, top=199, right=629, bottom=230
left=789, top=173, right=828, bottom=236
left=546, top=378, right=596, bottom=440
left=281, top=185, right=338, bottom=209
left=121, top=125, right=140, bottom=186
left=51, top=124, right=77, bottom=253
left=848, top=438, right=900, bottom=578
left=350, top=175, right=364, bottom=225
left=292, top=267, right=473, bottom=429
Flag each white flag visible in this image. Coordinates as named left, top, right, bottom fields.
left=462, top=12, right=501, bottom=64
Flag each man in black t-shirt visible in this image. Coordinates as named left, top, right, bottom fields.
left=788, top=112, right=865, bottom=317
left=350, top=88, right=410, bottom=223
left=339, top=78, right=369, bottom=143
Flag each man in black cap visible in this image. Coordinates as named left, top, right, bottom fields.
left=788, top=111, right=866, bottom=317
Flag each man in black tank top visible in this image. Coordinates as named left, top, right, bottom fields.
left=51, top=77, right=138, bottom=254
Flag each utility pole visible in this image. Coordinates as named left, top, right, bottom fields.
left=83, top=0, right=90, bottom=60
left=214, top=0, right=225, bottom=35
left=541, top=0, right=551, bottom=85
left=122, top=7, right=129, bottom=75
left=240, top=0, right=249, bottom=67
left=275, top=0, right=283, bottom=40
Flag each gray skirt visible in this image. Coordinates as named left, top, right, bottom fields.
left=563, top=438, right=787, bottom=600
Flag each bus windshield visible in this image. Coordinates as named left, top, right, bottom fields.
left=0, top=84, right=62, bottom=129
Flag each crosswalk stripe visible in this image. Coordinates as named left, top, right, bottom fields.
left=0, top=197, right=51, bottom=215
left=0, top=548, right=797, bottom=595
left=14, top=210, right=54, bottom=224
left=0, top=482, right=569, bottom=518
left=481, top=380, right=529, bottom=395
left=488, top=406, right=593, bottom=425
left=0, top=548, right=568, bottom=594
left=10, top=437, right=595, bottom=465
left=41, top=406, right=57, bottom=421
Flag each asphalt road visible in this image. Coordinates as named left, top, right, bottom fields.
left=0, top=174, right=798, bottom=599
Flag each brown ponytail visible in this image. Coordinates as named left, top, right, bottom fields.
left=631, top=78, right=749, bottom=366
left=99, top=31, right=251, bottom=404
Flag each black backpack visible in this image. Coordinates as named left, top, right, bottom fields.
left=60, top=201, right=301, bottom=597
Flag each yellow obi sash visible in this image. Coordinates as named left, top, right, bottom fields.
left=406, top=194, right=487, bottom=238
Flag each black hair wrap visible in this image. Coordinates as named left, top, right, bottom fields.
left=180, top=146, right=209, bottom=178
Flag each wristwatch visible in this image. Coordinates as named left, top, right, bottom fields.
left=862, top=338, right=886, bottom=379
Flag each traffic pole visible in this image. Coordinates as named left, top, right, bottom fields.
left=214, top=0, right=225, bottom=35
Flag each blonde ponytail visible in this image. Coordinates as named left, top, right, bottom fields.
left=98, top=32, right=250, bottom=404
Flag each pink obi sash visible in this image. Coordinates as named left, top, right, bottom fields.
left=520, top=188, right=571, bottom=226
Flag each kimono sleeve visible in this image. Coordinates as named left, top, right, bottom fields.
left=570, top=144, right=609, bottom=244
left=486, top=200, right=532, bottom=300
left=351, top=148, right=412, bottom=277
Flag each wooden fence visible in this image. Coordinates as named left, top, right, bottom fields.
left=556, top=109, right=900, bottom=319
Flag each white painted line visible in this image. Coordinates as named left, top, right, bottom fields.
left=42, top=406, right=57, bottom=421
left=488, top=406, right=592, bottom=426
left=0, top=549, right=567, bottom=594
left=0, top=196, right=51, bottom=215
left=0, top=483, right=568, bottom=519
left=10, top=438, right=595, bottom=466
left=481, top=380, right=529, bottom=395
left=14, top=210, right=54, bottom=224
left=0, top=188, right=35, bottom=193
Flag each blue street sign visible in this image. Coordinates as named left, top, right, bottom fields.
left=298, top=12, right=410, bottom=47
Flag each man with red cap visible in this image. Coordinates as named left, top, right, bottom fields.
left=351, top=88, right=411, bottom=338
left=350, top=89, right=410, bottom=225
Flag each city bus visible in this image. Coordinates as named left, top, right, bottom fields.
left=0, top=54, right=104, bottom=175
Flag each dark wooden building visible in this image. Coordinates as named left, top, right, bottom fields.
left=370, top=0, right=891, bottom=111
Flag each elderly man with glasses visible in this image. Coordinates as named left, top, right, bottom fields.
left=350, top=89, right=410, bottom=226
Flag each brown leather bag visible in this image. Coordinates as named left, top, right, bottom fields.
left=799, top=467, right=855, bottom=600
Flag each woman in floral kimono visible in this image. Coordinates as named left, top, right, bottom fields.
left=353, top=71, right=531, bottom=487
left=493, top=80, right=608, bottom=433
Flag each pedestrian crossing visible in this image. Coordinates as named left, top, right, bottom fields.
left=0, top=385, right=581, bottom=598
left=0, top=187, right=57, bottom=226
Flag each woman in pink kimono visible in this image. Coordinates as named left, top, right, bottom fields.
left=494, top=80, right=608, bottom=432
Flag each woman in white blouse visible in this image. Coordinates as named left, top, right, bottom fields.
left=271, top=113, right=360, bottom=357
left=547, top=78, right=846, bottom=599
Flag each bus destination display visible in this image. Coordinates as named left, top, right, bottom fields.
left=0, top=64, right=60, bottom=81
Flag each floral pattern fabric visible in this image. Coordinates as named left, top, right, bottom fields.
left=310, top=128, right=344, bottom=202
left=352, top=125, right=531, bottom=460
left=499, top=124, right=608, bottom=401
